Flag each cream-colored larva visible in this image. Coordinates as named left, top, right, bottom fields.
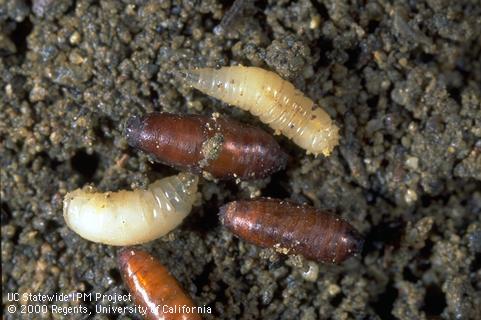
left=183, top=66, right=340, bottom=156
left=63, top=172, right=198, bottom=246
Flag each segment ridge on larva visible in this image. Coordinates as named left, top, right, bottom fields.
left=63, top=172, right=198, bottom=245
left=181, top=66, right=340, bottom=156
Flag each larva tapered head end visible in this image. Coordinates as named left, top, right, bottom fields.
left=322, top=125, right=340, bottom=157
left=124, top=115, right=144, bottom=149
left=177, top=172, right=199, bottom=196
left=173, top=69, right=201, bottom=89
left=310, top=126, right=340, bottom=157
left=172, top=69, right=200, bottom=86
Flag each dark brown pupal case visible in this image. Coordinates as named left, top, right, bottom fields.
left=219, top=198, right=364, bottom=264
left=125, top=113, right=288, bottom=180
left=118, top=248, right=202, bottom=320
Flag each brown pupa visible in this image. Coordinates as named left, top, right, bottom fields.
left=125, top=112, right=288, bottom=180
left=219, top=198, right=364, bottom=264
left=181, top=66, right=340, bottom=156
left=118, top=248, right=203, bottom=320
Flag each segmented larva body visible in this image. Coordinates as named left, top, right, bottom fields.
left=118, top=249, right=202, bottom=320
left=219, top=198, right=364, bottom=264
left=184, top=66, right=339, bottom=156
left=63, top=173, right=198, bottom=246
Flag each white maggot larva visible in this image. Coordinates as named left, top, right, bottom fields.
left=63, top=172, right=198, bottom=246
left=182, top=66, right=340, bottom=156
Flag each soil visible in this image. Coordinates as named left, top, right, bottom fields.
left=1, top=0, right=480, bottom=319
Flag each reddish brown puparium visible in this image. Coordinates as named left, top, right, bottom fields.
left=125, top=113, right=288, bottom=180
left=219, top=198, right=364, bottom=264
left=118, top=248, right=202, bottom=320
